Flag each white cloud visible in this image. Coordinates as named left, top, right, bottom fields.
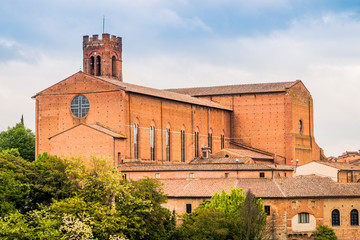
left=123, top=11, right=360, bottom=156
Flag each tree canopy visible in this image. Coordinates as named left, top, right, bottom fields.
left=0, top=153, right=176, bottom=239
left=0, top=123, right=35, bottom=161
left=177, top=188, right=267, bottom=240
left=314, top=225, right=337, bottom=240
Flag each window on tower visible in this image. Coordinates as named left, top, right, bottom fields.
left=112, top=56, right=116, bottom=77
left=90, top=56, right=95, bottom=75
left=299, top=120, right=303, bottom=133
left=96, top=56, right=101, bottom=76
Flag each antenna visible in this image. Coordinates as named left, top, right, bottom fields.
left=102, top=15, right=105, bottom=33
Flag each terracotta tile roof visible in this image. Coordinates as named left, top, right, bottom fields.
left=226, top=148, right=274, bottom=160
left=160, top=176, right=360, bottom=199
left=160, top=178, right=284, bottom=198
left=166, top=81, right=299, bottom=96
left=87, top=124, right=126, bottom=138
left=189, top=157, right=249, bottom=164
left=119, top=162, right=293, bottom=172
left=350, top=159, right=360, bottom=164
left=99, top=77, right=232, bottom=111
left=315, top=161, right=360, bottom=170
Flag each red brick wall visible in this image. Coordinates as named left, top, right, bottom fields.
left=124, top=93, right=231, bottom=163
left=36, top=72, right=231, bottom=163
left=196, top=82, right=321, bottom=166
left=49, top=124, right=117, bottom=161
left=36, top=72, right=126, bottom=158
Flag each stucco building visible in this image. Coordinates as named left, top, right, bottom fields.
left=295, top=161, right=360, bottom=183
left=33, top=33, right=323, bottom=166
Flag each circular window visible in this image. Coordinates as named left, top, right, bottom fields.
left=71, top=95, right=90, bottom=118
left=298, top=120, right=303, bottom=132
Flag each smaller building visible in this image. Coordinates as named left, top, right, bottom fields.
left=337, top=151, right=360, bottom=163
left=295, top=161, right=360, bottom=183
left=119, top=150, right=294, bottom=181
left=160, top=176, right=360, bottom=240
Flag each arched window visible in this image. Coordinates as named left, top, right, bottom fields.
left=150, top=124, right=155, bottom=161
left=351, top=209, right=359, bottom=226
left=90, top=56, right=95, bottom=75
left=112, top=56, right=116, bottom=77
left=208, top=129, right=213, bottom=152
left=134, top=124, right=139, bottom=160
left=194, top=128, right=199, bottom=158
left=96, top=56, right=101, bottom=76
left=181, top=126, right=185, bottom=163
left=332, top=209, right=340, bottom=226
left=221, top=130, right=225, bottom=149
left=166, top=127, right=171, bottom=162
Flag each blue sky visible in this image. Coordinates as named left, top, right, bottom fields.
left=1, top=0, right=360, bottom=157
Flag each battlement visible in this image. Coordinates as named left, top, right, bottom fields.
left=82, top=33, right=123, bottom=81
left=83, top=33, right=122, bottom=44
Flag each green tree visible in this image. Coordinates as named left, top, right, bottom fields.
left=0, top=152, right=73, bottom=213
left=314, top=225, right=337, bottom=240
left=177, top=188, right=267, bottom=240
left=130, top=178, right=176, bottom=240
left=234, top=191, right=267, bottom=240
left=0, top=123, right=35, bottom=161
left=0, top=154, right=175, bottom=239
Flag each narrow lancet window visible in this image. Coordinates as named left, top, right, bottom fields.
left=90, top=56, right=95, bottom=75
left=150, top=126, right=155, bottom=161
left=112, top=56, right=116, bottom=77
left=134, top=124, right=139, bottom=160
left=166, top=128, right=171, bottom=162
left=96, top=56, right=101, bottom=76
left=181, top=130, right=185, bottom=163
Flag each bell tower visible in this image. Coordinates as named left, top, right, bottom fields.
left=83, top=33, right=122, bottom=81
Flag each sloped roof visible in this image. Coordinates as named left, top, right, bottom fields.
left=166, top=81, right=299, bottom=96
left=189, top=156, right=250, bottom=164
left=314, top=161, right=360, bottom=170
left=99, top=77, right=232, bottom=111
left=225, top=148, right=274, bottom=160
left=33, top=72, right=231, bottom=111
left=160, top=178, right=284, bottom=198
left=120, top=162, right=293, bottom=172
left=160, top=175, right=360, bottom=199
left=87, top=124, right=126, bottom=138
left=49, top=123, right=126, bottom=139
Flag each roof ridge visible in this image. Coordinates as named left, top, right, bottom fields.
left=273, top=178, right=287, bottom=198
left=100, top=79, right=233, bottom=111
left=166, top=80, right=297, bottom=91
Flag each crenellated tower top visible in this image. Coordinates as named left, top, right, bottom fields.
left=83, top=33, right=122, bottom=81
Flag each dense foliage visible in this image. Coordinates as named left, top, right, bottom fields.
left=176, top=188, right=267, bottom=240
left=0, top=123, right=35, bottom=161
left=314, top=225, right=337, bottom=240
left=0, top=153, right=176, bottom=239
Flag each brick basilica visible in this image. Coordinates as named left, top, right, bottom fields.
left=33, top=33, right=360, bottom=239
left=33, top=33, right=323, bottom=167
